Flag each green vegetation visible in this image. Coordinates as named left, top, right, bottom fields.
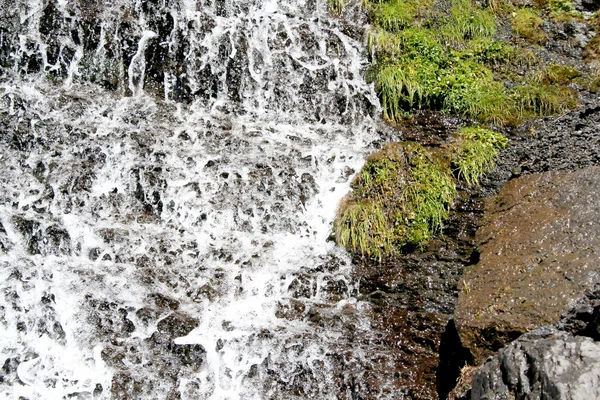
left=509, top=65, right=580, bottom=118
left=367, top=30, right=510, bottom=123
left=370, top=0, right=420, bottom=30
left=512, top=82, right=577, bottom=117
left=470, top=39, right=515, bottom=66
left=335, top=199, right=394, bottom=260
left=359, top=0, right=590, bottom=126
left=329, top=0, right=596, bottom=260
left=539, top=64, right=582, bottom=85
left=546, top=0, right=583, bottom=20
left=441, top=0, right=497, bottom=44
left=452, top=127, right=508, bottom=185
left=511, top=8, right=547, bottom=44
left=335, top=129, right=506, bottom=258
left=335, top=143, right=457, bottom=259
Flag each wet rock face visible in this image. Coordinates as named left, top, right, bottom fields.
left=472, top=328, right=600, bottom=399
left=88, top=293, right=206, bottom=398
left=350, top=192, right=483, bottom=399
left=455, top=166, right=600, bottom=364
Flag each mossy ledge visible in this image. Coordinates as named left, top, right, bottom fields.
left=330, top=0, right=598, bottom=260
left=335, top=128, right=507, bottom=260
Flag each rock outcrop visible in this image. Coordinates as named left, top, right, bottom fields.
left=455, top=166, right=600, bottom=364
left=470, top=285, right=600, bottom=399
left=472, top=328, right=600, bottom=399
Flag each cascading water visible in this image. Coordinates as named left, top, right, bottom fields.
left=0, top=0, right=398, bottom=398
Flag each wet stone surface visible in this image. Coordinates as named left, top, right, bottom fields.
left=345, top=189, right=485, bottom=399
left=470, top=285, right=600, bottom=399
left=455, top=166, right=600, bottom=364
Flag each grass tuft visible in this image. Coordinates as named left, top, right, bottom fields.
left=328, top=0, right=345, bottom=15
left=441, top=0, right=498, bottom=45
left=334, top=143, right=457, bottom=258
left=371, top=0, right=416, bottom=31
left=452, top=127, right=508, bottom=185
left=511, top=8, right=548, bottom=44
left=511, top=81, right=578, bottom=118
left=335, top=199, right=394, bottom=261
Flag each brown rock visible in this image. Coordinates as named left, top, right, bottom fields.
left=455, top=167, right=600, bottom=364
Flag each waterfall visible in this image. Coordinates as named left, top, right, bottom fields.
left=0, top=0, right=393, bottom=398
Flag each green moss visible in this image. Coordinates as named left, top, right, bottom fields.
left=334, top=143, right=457, bottom=258
left=452, top=127, right=508, bottom=185
left=538, top=64, right=582, bottom=85
left=469, top=39, right=515, bottom=66
left=588, top=73, right=600, bottom=93
left=583, top=36, right=600, bottom=61
left=547, top=0, right=583, bottom=20
left=511, top=8, right=547, bottom=44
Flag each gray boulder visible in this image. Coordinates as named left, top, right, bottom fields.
left=472, top=328, right=600, bottom=399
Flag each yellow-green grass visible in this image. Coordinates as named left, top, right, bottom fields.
left=452, top=127, right=508, bottom=185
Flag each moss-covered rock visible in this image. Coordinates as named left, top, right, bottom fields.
left=335, top=142, right=457, bottom=259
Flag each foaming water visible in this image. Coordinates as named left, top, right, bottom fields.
left=0, top=0, right=393, bottom=398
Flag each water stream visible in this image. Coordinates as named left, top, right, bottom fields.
left=0, top=0, right=395, bottom=398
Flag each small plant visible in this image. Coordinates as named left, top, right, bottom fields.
left=368, top=59, right=442, bottom=120
left=586, top=67, right=600, bottom=92
left=442, top=59, right=508, bottom=122
left=335, top=199, right=394, bottom=260
left=366, top=0, right=435, bottom=30
left=583, top=37, right=600, bottom=61
left=547, top=0, right=583, bottom=20
left=328, top=0, right=345, bottom=15
left=370, top=0, right=417, bottom=31
left=511, top=81, right=578, bottom=118
left=441, top=0, right=497, bottom=45
left=538, top=64, right=582, bottom=85
left=452, top=127, right=508, bottom=185
left=469, top=39, right=515, bottom=66
left=405, top=146, right=457, bottom=243
left=511, top=8, right=548, bottom=44
left=334, top=143, right=457, bottom=258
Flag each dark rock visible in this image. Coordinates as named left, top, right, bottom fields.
left=147, top=293, right=180, bottom=311
left=13, top=217, right=43, bottom=255
left=0, top=221, right=10, bottom=252
left=456, top=167, right=600, bottom=364
left=43, top=225, right=71, bottom=255
left=487, top=96, right=600, bottom=195
left=557, top=284, right=600, bottom=340
left=155, top=313, right=199, bottom=340
left=573, top=0, right=600, bottom=11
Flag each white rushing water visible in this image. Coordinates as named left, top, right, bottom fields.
left=0, top=0, right=394, bottom=398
